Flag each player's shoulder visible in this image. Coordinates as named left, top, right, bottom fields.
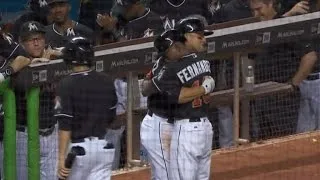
left=91, top=71, right=114, bottom=82
left=58, top=75, right=75, bottom=90
left=44, top=24, right=55, bottom=34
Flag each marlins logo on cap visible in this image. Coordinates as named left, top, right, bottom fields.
left=39, top=0, right=48, bottom=7
left=28, top=22, right=39, bottom=31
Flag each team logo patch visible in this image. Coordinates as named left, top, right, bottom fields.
left=66, top=28, right=75, bottom=36
left=143, top=28, right=154, bottom=37
left=156, top=66, right=166, bottom=81
left=54, top=96, right=62, bottom=113
left=116, top=0, right=123, bottom=5
left=28, top=23, right=38, bottom=31
left=39, top=0, right=48, bottom=7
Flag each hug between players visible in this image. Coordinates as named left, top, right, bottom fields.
left=0, top=0, right=319, bottom=179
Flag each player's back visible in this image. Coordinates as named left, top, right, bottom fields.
left=167, top=53, right=212, bottom=118
left=59, top=70, right=117, bottom=136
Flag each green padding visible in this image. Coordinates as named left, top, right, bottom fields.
left=26, top=87, right=40, bottom=180
left=3, top=87, right=16, bottom=180
left=0, top=79, right=10, bottom=95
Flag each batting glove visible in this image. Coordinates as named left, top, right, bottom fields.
left=201, top=76, right=215, bottom=95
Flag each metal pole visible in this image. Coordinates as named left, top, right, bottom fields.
left=126, top=72, right=133, bottom=167
left=233, top=52, right=241, bottom=146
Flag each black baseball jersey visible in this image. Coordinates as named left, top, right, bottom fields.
left=45, top=22, right=94, bottom=48
left=152, top=53, right=212, bottom=118
left=0, top=33, right=26, bottom=141
left=149, top=0, right=213, bottom=29
left=120, top=8, right=163, bottom=40
left=147, top=57, right=175, bottom=117
left=54, top=70, right=117, bottom=140
left=15, top=85, right=56, bottom=129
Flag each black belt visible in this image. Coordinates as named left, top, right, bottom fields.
left=147, top=109, right=174, bottom=124
left=306, top=73, right=320, bottom=81
left=16, top=125, right=55, bottom=137
left=72, top=135, right=105, bottom=143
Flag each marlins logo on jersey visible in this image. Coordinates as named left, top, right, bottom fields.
left=54, top=96, right=62, bottom=114
left=66, top=28, right=76, bottom=36
left=163, top=17, right=176, bottom=30
left=143, top=28, right=155, bottom=37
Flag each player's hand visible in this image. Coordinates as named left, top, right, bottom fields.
left=10, top=56, right=31, bottom=73
left=31, top=58, right=50, bottom=64
left=96, top=14, right=117, bottom=31
left=201, top=76, right=215, bottom=95
left=58, top=160, right=71, bottom=179
left=285, top=1, right=309, bottom=16
left=42, top=46, right=63, bottom=60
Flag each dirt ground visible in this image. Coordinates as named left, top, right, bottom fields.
left=112, top=131, right=320, bottom=180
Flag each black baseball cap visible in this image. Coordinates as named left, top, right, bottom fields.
left=19, top=21, right=46, bottom=41
left=177, top=17, right=213, bottom=36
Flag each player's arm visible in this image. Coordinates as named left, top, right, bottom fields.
left=0, top=55, right=31, bottom=83
left=178, top=76, right=215, bottom=104
left=141, top=70, right=158, bottom=97
left=54, top=81, right=73, bottom=179
left=152, top=67, right=215, bottom=104
left=58, top=129, right=71, bottom=179
left=290, top=42, right=318, bottom=86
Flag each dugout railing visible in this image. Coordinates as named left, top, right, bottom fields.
left=1, top=11, right=320, bottom=179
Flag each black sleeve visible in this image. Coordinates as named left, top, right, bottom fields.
left=300, top=40, right=317, bottom=58
left=151, top=66, right=181, bottom=104
left=54, top=79, right=74, bottom=130
left=57, top=116, right=72, bottom=131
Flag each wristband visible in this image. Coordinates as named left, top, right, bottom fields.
left=1, top=66, right=14, bottom=79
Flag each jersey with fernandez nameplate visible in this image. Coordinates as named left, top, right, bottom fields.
left=152, top=53, right=212, bottom=119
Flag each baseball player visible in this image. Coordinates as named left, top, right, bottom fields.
left=140, top=29, right=184, bottom=180
left=45, top=0, right=94, bottom=48
left=55, top=36, right=117, bottom=180
left=152, top=17, right=215, bottom=180
left=11, top=0, right=51, bottom=41
left=0, top=24, right=33, bottom=179
left=141, top=28, right=215, bottom=180
left=149, top=0, right=214, bottom=29
left=0, top=30, right=32, bottom=83
left=15, top=21, right=62, bottom=180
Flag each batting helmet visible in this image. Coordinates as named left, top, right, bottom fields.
left=62, top=36, right=94, bottom=66
left=176, top=16, right=213, bottom=36
left=154, top=29, right=180, bottom=55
